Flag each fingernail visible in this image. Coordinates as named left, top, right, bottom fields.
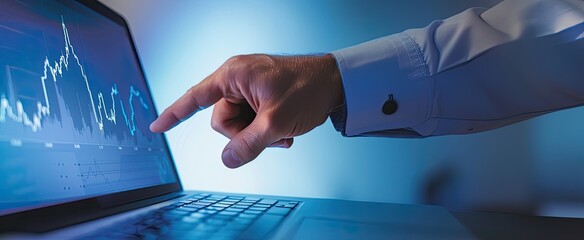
left=281, top=139, right=291, bottom=148
left=271, top=141, right=289, bottom=148
left=149, top=121, right=158, bottom=132
left=269, top=143, right=284, bottom=148
left=222, top=148, right=242, bottom=168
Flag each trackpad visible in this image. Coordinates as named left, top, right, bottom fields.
left=291, top=218, right=406, bottom=240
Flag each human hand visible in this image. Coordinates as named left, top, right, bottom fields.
left=150, top=54, right=343, bottom=168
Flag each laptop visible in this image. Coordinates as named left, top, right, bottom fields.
left=0, top=0, right=473, bottom=239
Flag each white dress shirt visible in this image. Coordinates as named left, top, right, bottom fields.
left=331, top=0, right=584, bottom=137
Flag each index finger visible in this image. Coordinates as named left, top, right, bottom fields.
left=150, top=73, right=224, bottom=133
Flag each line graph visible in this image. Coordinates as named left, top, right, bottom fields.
left=78, top=158, right=112, bottom=187
left=0, top=16, right=148, bottom=137
left=75, top=154, right=168, bottom=192
left=0, top=1, right=177, bottom=209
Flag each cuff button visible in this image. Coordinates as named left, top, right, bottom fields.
left=382, top=94, right=398, bottom=115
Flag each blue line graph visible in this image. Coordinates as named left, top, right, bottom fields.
left=0, top=1, right=176, bottom=211
left=120, top=86, right=149, bottom=136
left=0, top=17, right=148, bottom=136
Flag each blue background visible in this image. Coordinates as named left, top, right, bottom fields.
left=100, top=0, right=584, bottom=217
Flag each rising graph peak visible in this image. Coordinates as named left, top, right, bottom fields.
left=0, top=16, right=149, bottom=137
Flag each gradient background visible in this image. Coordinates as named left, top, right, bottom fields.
left=99, top=0, right=584, bottom=217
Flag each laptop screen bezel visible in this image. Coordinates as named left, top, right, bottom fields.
left=0, top=0, right=183, bottom=232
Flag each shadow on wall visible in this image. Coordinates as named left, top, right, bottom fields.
left=417, top=118, right=537, bottom=215
left=421, top=106, right=584, bottom=217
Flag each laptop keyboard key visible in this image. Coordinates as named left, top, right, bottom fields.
left=208, top=195, right=227, bottom=200
left=244, top=210, right=263, bottom=215
left=218, top=211, right=239, bottom=217
left=225, top=207, right=244, bottom=213
left=207, top=206, right=225, bottom=211
left=174, top=207, right=197, bottom=213
left=253, top=203, right=272, bottom=208
left=248, top=206, right=268, bottom=212
left=266, top=207, right=291, bottom=216
left=213, top=203, right=232, bottom=208
left=243, top=197, right=260, bottom=202
left=232, top=203, right=249, bottom=207
left=257, top=199, right=278, bottom=205
left=181, top=216, right=203, bottom=224
left=238, top=213, right=259, bottom=219
left=198, top=209, right=218, bottom=215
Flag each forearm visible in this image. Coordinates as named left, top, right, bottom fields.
left=331, top=0, right=584, bottom=137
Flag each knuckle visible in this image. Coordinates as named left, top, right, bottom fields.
left=258, top=54, right=276, bottom=65
left=224, top=54, right=276, bottom=78
left=186, top=85, right=197, bottom=95
left=185, top=85, right=203, bottom=109
left=225, top=55, right=247, bottom=66
left=210, top=118, right=222, bottom=132
left=222, top=55, right=251, bottom=81
left=228, top=55, right=245, bottom=62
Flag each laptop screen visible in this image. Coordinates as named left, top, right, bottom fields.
left=0, top=0, right=178, bottom=216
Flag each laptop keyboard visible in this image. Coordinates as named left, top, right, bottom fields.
left=87, top=193, right=299, bottom=240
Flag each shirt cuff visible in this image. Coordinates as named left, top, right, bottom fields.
left=330, top=33, right=434, bottom=137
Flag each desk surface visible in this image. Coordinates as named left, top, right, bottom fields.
left=453, top=211, right=584, bottom=240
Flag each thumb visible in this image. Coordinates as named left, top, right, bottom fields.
left=221, top=117, right=278, bottom=168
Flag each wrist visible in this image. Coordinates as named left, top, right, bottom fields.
left=323, top=54, right=344, bottom=113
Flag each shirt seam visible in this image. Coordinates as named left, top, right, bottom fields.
left=402, top=33, right=430, bottom=78
left=402, top=32, right=435, bottom=125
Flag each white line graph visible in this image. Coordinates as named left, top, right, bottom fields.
left=0, top=16, right=148, bottom=136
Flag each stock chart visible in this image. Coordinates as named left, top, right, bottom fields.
left=0, top=0, right=176, bottom=212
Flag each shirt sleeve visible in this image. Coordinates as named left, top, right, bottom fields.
left=330, top=0, right=584, bottom=137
